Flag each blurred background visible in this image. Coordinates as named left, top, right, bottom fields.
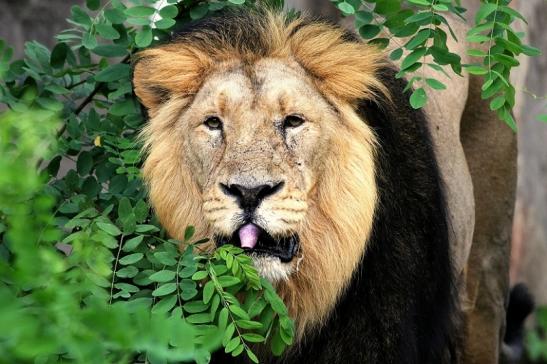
left=0, top=0, right=545, bottom=360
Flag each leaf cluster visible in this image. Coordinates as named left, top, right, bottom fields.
left=0, top=1, right=294, bottom=363
left=330, top=0, right=541, bottom=126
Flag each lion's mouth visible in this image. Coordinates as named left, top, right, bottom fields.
left=215, top=223, right=299, bottom=263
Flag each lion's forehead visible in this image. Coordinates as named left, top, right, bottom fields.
left=193, top=58, right=331, bottom=119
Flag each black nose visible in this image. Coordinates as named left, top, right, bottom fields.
left=220, top=182, right=284, bottom=210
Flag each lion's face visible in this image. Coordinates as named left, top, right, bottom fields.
left=133, top=10, right=387, bottom=335
left=181, top=58, right=337, bottom=280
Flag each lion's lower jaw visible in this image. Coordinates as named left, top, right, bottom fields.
left=252, top=255, right=294, bottom=282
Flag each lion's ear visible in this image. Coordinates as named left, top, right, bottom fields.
left=288, top=23, right=388, bottom=102
left=132, top=45, right=212, bottom=115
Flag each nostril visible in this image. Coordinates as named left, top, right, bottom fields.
left=219, top=181, right=285, bottom=210
left=257, top=181, right=284, bottom=200
left=220, top=183, right=242, bottom=198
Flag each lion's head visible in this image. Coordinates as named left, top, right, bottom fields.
left=133, top=9, right=387, bottom=336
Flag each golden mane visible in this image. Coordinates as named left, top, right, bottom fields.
left=133, top=9, right=387, bottom=337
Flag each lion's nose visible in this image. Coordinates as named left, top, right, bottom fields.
left=220, top=182, right=284, bottom=210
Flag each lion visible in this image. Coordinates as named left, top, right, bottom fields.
left=132, top=7, right=517, bottom=364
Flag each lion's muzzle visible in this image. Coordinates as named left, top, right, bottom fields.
left=215, top=223, right=300, bottom=262
left=219, top=181, right=285, bottom=212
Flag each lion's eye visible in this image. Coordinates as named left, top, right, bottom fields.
left=204, top=116, right=222, bottom=130
left=283, top=115, right=305, bottom=129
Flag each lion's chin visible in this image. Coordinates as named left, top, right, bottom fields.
left=251, top=255, right=294, bottom=282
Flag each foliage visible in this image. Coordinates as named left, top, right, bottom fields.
left=330, top=0, right=541, bottom=130
left=0, top=108, right=293, bottom=363
left=527, top=306, right=547, bottom=362
left=0, top=0, right=543, bottom=363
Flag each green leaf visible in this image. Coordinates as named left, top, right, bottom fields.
left=180, top=287, right=198, bottom=301
left=246, top=349, right=259, bottom=363
left=155, top=251, right=178, bottom=266
left=187, top=313, right=212, bottom=324
left=50, top=43, right=68, bottom=68
left=490, top=96, right=505, bottom=111
left=82, top=32, right=97, bottom=50
left=71, top=5, right=92, bottom=29
left=155, top=18, right=176, bottom=30
left=248, top=298, right=268, bottom=318
left=337, top=2, right=355, bottom=15
left=522, top=45, right=541, bottom=57
left=355, top=11, right=373, bottom=25
left=262, top=283, right=288, bottom=316
left=123, top=235, right=143, bottom=252
left=119, top=253, right=144, bottom=265
left=190, top=4, right=209, bottom=20
left=136, top=224, right=160, bottom=233
left=229, top=305, right=250, bottom=320
left=228, top=0, right=245, bottom=4
left=159, top=5, right=178, bottom=19
left=223, top=323, right=236, bottom=346
left=125, top=6, right=156, bottom=18
left=481, top=79, right=494, bottom=91
left=218, top=276, right=241, bottom=288
left=407, top=0, right=430, bottom=5
left=77, top=152, right=93, bottom=175
left=152, top=283, right=177, bottom=297
left=493, top=54, right=520, bottom=67
left=180, top=265, right=198, bottom=278
left=192, top=271, right=208, bottom=281
left=95, top=64, right=130, bottom=82
left=390, top=48, right=403, bottom=61
left=105, top=8, right=127, bottom=24
left=271, top=327, right=286, bottom=356
left=359, top=24, right=381, bottom=39
left=498, top=5, right=527, bottom=24
left=236, top=320, right=263, bottom=330
left=135, top=27, right=153, bottom=48
left=183, top=301, right=209, bottom=313
left=118, top=197, right=132, bottom=218
left=279, top=326, right=293, bottom=345
left=116, top=266, right=139, bottom=278
left=114, top=283, right=139, bottom=293
left=405, top=29, right=430, bottom=50
left=409, top=88, right=428, bottom=109
left=152, top=295, right=177, bottom=314
left=401, top=47, right=427, bottom=71
left=466, top=34, right=490, bottom=43
left=233, top=344, right=246, bottom=357
left=225, top=337, right=240, bottom=353
left=475, top=3, right=498, bottom=23
left=150, top=270, right=177, bottom=282
left=242, top=333, right=265, bottom=343
left=203, top=281, right=215, bottom=304
left=537, top=114, right=547, bottom=123
left=467, top=49, right=487, bottom=57
left=218, top=307, right=229, bottom=329
left=425, top=78, right=446, bottom=90
left=184, top=226, right=195, bottom=241
left=465, top=65, right=488, bottom=75
left=96, top=23, right=120, bottom=40
left=97, top=222, right=122, bottom=236
left=433, top=4, right=449, bottom=12
left=45, top=84, right=69, bottom=95
left=86, top=0, right=100, bottom=11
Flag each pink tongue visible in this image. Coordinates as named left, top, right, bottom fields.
left=239, top=224, right=260, bottom=249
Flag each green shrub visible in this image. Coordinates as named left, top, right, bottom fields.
left=0, top=0, right=542, bottom=363
left=0, top=107, right=293, bottom=364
